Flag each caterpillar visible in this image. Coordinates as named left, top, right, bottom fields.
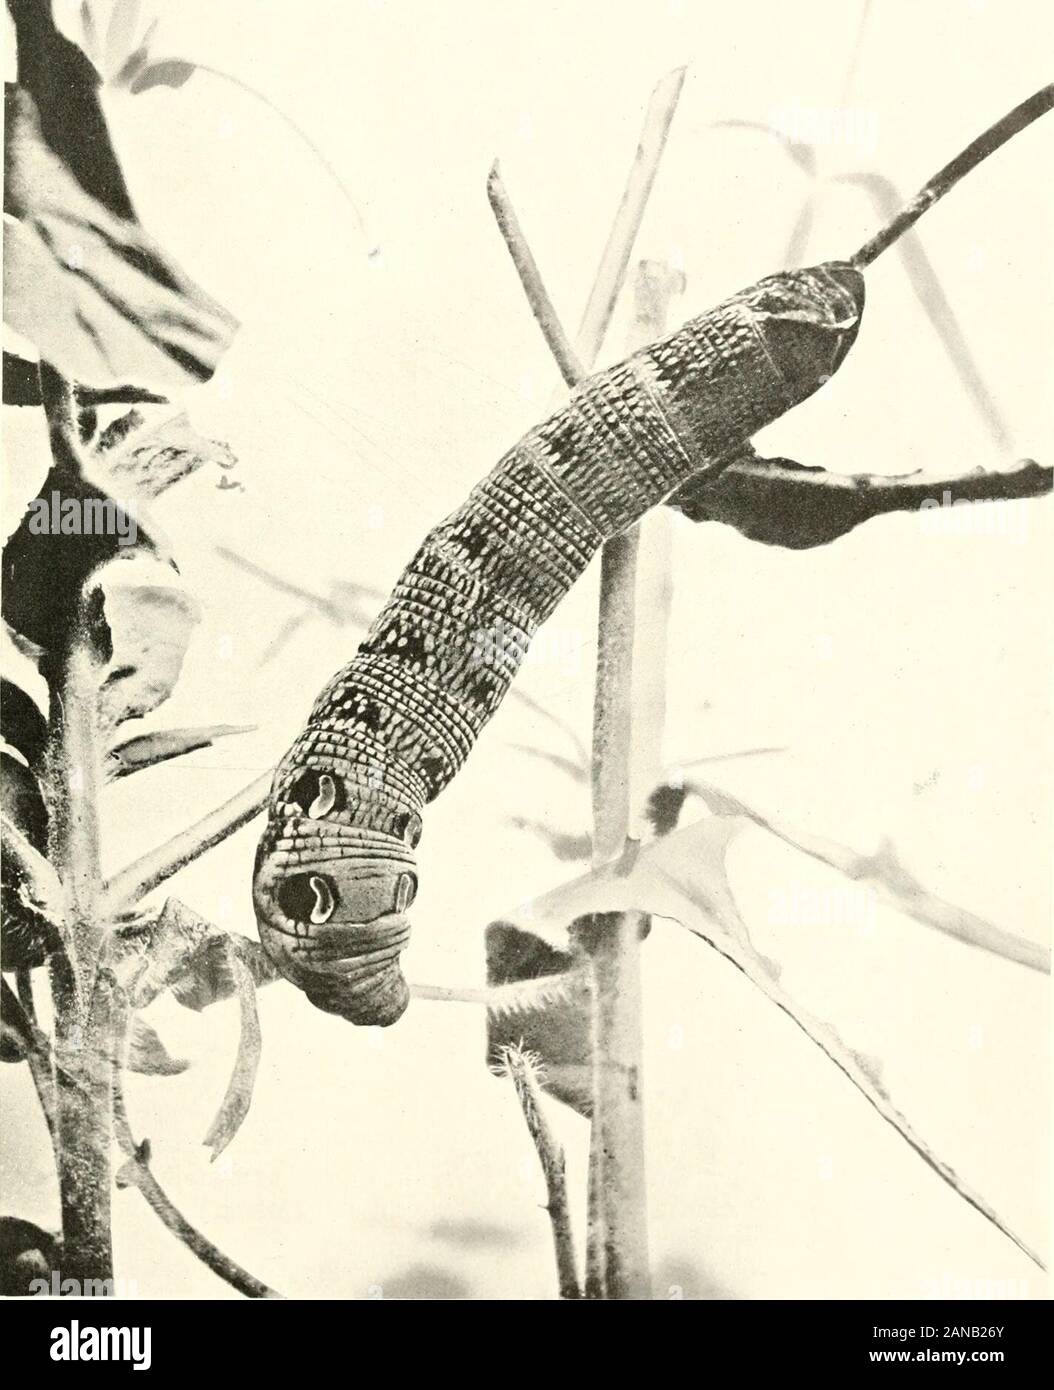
left=252, top=86, right=1054, bottom=1027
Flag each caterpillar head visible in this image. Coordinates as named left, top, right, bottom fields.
left=741, top=261, right=865, bottom=403
left=253, top=766, right=423, bottom=1027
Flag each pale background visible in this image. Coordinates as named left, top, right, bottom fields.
left=2, top=0, right=1051, bottom=1299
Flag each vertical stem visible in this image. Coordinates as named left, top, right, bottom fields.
left=40, top=368, right=115, bottom=1291
left=489, top=76, right=685, bottom=1300
left=584, top=261, right=685, bottom=1299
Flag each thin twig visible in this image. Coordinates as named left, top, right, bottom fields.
left=852, top=83, right=1054, bottom=267
left=487, top=163, right=586, bottom=387
left=2, top=975, right=58, bottom=1151
left=572, top=68, right=687, bottom=367
left=499, top=1044, right=580, bottom=1299
left=103, top=772, right=271, bottom=917
left=111, top=1061, right=281, bottom=1298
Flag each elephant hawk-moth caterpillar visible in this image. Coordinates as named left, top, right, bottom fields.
left=253, top=262, right=865, bottom=1025
left=254, top=82, right=1054, bottom=1026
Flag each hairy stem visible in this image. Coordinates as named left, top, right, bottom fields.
left=500, top=1045, right=580, bottom=1299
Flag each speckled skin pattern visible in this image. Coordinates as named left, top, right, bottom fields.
left=253, top=262, right=865, bottom=1025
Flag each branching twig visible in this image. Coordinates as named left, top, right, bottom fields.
left=111, top=1068, right=280, bottom=1299
left=498, top=1044, right=580, bottom=1299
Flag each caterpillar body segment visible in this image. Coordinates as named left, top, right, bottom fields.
left=253, top=262, right=865, bottom=1025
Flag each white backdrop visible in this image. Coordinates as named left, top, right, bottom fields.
left=2, top=0, right=1051, bottom=1298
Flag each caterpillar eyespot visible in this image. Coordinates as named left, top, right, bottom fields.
left=254, top=263, right=866, bottom=1026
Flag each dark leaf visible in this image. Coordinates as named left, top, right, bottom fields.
left=1, top=756, right=57, bottom=969
left=1, top=463, right=158, bottom=651
left=0, top=1216, right=59, bottom=1294
left=485, top=923, right=592, bottom=1116
left=669, top=451, right=1052, bottom=548
left=644, top=781, right=688, bottom=837
left=2, top=352, right=42, bottom=405
left=0, top=683, right=46, bottom=772
left=1, top=980, right=30, bottom=1062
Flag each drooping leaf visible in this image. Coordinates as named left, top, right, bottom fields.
left=488, top=809, right=1044, bottom=1266
left=90, top=553, right=200, bottom=728
left=123, top=896, right=215, bottom=1009
left=126, top=1015, right=188, bottom=1075
left=95, top=409, right=238, bottom=498
left=4, top=83, right=237, bottom=392
left=688, top=779, right=1049, bottom=973
left=485, top=923, right=592, bottom=1115
left=202, top=948, right=262, bottom=1160
left=658, top=854, right=1044, bottom=1269
left=106, top=724, right=255, bottom=780
left=170, top=933, right=283, bottom=1013
left=0, top=678, right=48, bottom=767
left=122, top=899, right=282, bottom=1012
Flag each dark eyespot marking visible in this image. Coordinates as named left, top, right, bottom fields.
left=278, top=873, right=338, bottom=924
left=395, top=810, right=423, bottom=848
left=286, top=769, right=345, bottom=819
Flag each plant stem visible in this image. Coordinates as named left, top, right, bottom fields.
left=38, top=363, right=115, bottom=1290
left=501, top=1045, right=580, bottom=1300
left=489, top=74, right=685, bottom=1299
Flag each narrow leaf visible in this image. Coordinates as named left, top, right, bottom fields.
left=106, top=724, right=255, bottom=780
left=202, top=950, right=262, bottom=1160
left=690, top=780, right=1049, bottom=973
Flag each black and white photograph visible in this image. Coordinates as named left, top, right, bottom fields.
left=0, top=0, right=1050, bottom=1346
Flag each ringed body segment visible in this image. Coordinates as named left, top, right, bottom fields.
left=253, top=262, right=865, bottom=1025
